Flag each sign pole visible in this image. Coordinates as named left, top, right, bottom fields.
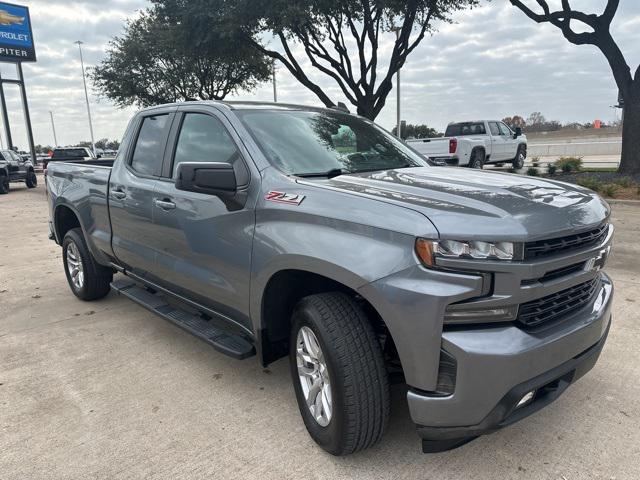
left=17, top=62, right=35, bottom=162
left=0, top=68, right=13, bottom=149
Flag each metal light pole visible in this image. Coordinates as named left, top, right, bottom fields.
left=49, top=111, right=58, bottom=147
left=392, top=27, right=402, bottom=139
left=75, top=41, right=96, bottom=155
left=272, top=60, right=278, bottom=103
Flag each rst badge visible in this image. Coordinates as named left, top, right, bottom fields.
left=265, top=191, right=306, bottom=206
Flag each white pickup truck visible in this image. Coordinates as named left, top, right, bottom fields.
left=407, top=120, right=527, bottom=169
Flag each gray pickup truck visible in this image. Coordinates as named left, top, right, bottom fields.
left=46, top=101, right=614, bottom=455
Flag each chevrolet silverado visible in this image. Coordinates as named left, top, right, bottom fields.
left=46, top=101, right=613, bottom=455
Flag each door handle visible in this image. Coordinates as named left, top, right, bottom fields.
left=154, top=199, right=176, bottom=211
left=111, top=189, right=126, bottom=200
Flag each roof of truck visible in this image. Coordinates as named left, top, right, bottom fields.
left=139, top=100, right=353, bottom=115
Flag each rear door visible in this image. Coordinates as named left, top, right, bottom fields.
left=150, top=105, right=257, bottom=328
left=109, top=108, right=175, bottom=277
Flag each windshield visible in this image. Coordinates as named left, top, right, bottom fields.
left=445, top=122, right=486, bottom=137
left=237, top=110, right=428, bottom=176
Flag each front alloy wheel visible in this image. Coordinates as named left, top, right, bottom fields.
left=513, top=148, right=526, bottom=170
left=296, top=326, right=332, bottom=427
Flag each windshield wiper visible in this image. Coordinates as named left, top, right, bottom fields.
left=293, top=168, right=346, bottom=179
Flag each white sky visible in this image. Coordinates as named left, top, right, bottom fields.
left=3, top=0, right=639, bottom=149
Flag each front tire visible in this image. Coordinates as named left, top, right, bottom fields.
left=513, top=146, right=526, bottom=170
left=62, top=228, right=113, bottom=301
left=0, top=174, right=9, bottom=194
left=26, top=170, right=37, bottom=188
left=290, top=292, right=390, bottom=456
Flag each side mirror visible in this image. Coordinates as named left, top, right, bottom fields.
left=514, top=127, right=522, bottom=139
left=96, top=154, right=102, bottom=159
left=175, top=162, right=237, bottom=196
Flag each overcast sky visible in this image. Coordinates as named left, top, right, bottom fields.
left=3, top=0, right=639, bottom=149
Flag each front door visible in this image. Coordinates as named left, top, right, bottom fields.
left=498, top=121, right=518, bottom=161
left=488, top=121, right=508, bottom=161
left=3, top=151, right=24, bottom=179
left=150, top=107, right=257, bottom=328
left=109, top=110, right=174, bottom=277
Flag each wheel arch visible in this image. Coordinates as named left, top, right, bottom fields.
left=257, top=268, right=393, bottom=368
left=53, top=203, right=82, bottom=243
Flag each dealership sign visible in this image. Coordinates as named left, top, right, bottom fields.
left=0, top=2, right=35, bottom=62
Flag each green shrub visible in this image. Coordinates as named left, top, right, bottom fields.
left=555, top=156, right=583, bottom=173
left=613, top=176, right=635, bottom=188
left=601, top=184, right=618, bottom=198
left=526, top=167, right=539, bottom=176
left=546, top=164, right=557, bottom=175
left=576, top=177, right=602, bottom=192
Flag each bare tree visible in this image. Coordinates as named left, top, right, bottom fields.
left=510, top=0, right=640, bottom=174
left=157, top=0, right=478, bottom=120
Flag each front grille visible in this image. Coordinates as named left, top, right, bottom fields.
left=517, top=278, right=601, bottom=328
left=524, top=224, right=609, bottom=260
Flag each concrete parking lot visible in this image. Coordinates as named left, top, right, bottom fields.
left=1, top=177, right=639, bottom=480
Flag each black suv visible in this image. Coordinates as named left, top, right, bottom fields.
left=0, top=149, right=37, bottom=194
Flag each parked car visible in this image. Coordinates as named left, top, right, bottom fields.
left=0, top=149, right=37, bottom=194
left=407, top=120, right=527, bottom=169
left=43, top=147, right=98, bottom=170
left=46, top=102, right=613, bottom=455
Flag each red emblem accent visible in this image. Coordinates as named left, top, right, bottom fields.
left=265, top=191, right=306, bottom=206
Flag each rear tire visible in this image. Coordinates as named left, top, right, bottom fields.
left=26, top=170, right=37, bottom=188
left=0, top=174, right=9, bottom=194
left=289, top=292, right=390, bottom=456
left=62, top=228, right=113, bottom=301
left=469, top=149, right=485, bottom=169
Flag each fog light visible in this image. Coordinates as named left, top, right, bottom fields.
left=516, top=390, right=536, bottom=409
left=444, top=305, right=519, bottom=324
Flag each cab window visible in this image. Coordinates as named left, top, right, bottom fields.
left=172, top=113, right=248, bottom=184
left=130, top=114, right=170, bottom=176
left=498, top=122, right=512, bottom=136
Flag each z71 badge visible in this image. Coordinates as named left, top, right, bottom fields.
left=265, top=191, right=306, bottom=206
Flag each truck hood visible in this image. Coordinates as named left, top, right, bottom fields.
left=316, top=167, right=609, bottom=241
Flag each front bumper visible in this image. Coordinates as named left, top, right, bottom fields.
left=409, top=274, right=613, bottom=444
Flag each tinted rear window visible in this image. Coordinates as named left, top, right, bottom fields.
left=53, top=148, right=88, bottom=158
left=130, top=114, right=170, bottom=176
left=445, top=123, right=486, bottom=137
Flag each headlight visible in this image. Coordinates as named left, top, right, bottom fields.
left=416, top=238, right=518, bottom=266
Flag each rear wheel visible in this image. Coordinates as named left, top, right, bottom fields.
left=26, top=170, right=37, bottom=188
left=62, top=228, right=113, bottom=301
left=290, top=292, right=390, bottom=456
left=0, top=174, right=8, bottom=194
left=469, top=149, right=485, bottom=169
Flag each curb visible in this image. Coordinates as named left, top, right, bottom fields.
left=605, top=199, right=640, bottom=206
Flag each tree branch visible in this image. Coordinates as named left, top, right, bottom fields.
left=510, top=0, right=634, bottom=97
